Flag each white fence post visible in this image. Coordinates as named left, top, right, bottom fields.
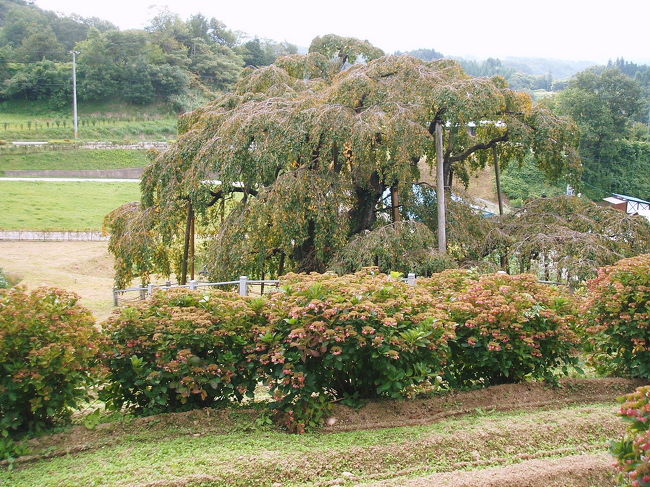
left=407, top=273, right=416, bottom=286
left=147, top=283, right=155, bottom=296
left=189, top=279, right=198, bottom=290
left=239, top=276, right=248, bottom=296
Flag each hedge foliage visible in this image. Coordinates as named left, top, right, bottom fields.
left=612, top=386, right=650, bottom=486
left=100, top=290, right=264, bottom=414
left=256, top=271, right=455, bottom=432
left=101, top=269, right=585, bottom=431
left=585, top=254, right=650, bottom=378
left=424, top=271, right=580, bottom=386
left=3, top=256, right=648, bottom=441
left=0, top=287, right=100, bottom=438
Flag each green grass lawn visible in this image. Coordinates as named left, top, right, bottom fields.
left=0, top=149, right=150, bottom=174
left=0, top=181, right=140, bottom=231
left=0, top=402, right=620, bottom=487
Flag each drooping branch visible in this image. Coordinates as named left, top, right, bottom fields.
left=448, top=133, right=509, bottom=163
left=207, top=186, right=259, bottom=206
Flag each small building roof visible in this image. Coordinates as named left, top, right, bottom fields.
left=613, top=193, right=650, bottom=205
left=603, top=196, right=626, bottom=205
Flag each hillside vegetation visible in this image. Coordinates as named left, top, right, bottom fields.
left=0, top=0, right=296, bottom=112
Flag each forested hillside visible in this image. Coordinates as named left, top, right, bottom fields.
left=1, top=0, right=648, bottom=200
left=0, top=0, right=296, bottom=111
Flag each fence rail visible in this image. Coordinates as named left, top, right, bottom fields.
left=112, top=272, right=565, bottom=307
left=112, top=273, right=418, bottom=306
left=0, top=230, right=108, bottom=241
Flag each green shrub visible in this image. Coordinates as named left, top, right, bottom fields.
left=585, top=254, right=650, bottom=378
left=418, top=268, right=479, bottom=300
left=428, top=272, right=580, bottom=386
left=611, top=386, right=650, bottom=486
left=100, top=289, right=263, bottom=415
left=0, top=287, right=100, bottom=439
left=255, top=270, right=455, bottom=432
left=0, top=269, right=9, bottom=289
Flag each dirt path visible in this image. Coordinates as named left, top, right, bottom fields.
left=324, top=377, right=644, bottom=432
left=366, top=453, right=614, bottom=487
left=14, top=378, right=640, bottom=466
left=0, top=240, right=115, bottom=320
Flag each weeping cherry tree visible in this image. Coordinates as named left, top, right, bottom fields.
left=106, top=34, right=579, bottom=286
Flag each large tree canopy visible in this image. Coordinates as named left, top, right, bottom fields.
left=484, top=196, right=650, bottom=284
left=556, top=67, right=647, bottom=199
left=108, top=35, right=580, bottom=286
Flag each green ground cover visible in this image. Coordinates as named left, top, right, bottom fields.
left=0, top=149, right=150, bottom=174
left=0, top=119, right=177, bottom=141
left=0, top=100, right=178, bottom=141
left=0, top=402, right=619, bottom=487
left=0, top=99, right=176, bottom=119
left=0, top=181, right=140, bottom=231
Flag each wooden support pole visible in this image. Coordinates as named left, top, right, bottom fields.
left=493, top=145, right=504, bottom=216
left=435, top=121, right=447, bottom=253
left=390, top=185, right=401, bottom=223
left=180, top=201, right=193, bottom=285
left=189, top=209, right=195, bottom=281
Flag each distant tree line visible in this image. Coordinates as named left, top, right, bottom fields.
left=0, top=0, right=297, bottom=110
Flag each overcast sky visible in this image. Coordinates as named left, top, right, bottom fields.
left=35, top=0, right=650, bottom=63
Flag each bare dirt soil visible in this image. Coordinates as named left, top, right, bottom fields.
left=0, top=240, right=116, bottom=319
left=324, top=377, right=644, bottom=432
left=367, top=453, right=615, bottom=487
left=16, top=378, right=641, bottom=466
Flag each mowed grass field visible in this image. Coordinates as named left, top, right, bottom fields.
left=0, top=149, right=150, bottom=174
left=0, top=181, right=140, bottom=230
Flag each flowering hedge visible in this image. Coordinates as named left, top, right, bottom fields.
left=100, top=289, right=263, bottom=414
left=255, top=270, right=455, bottom=432
left=0, top=287, right=100, bottom=439
left=585, top=254, right=650, bottom=378
left=425, top=272, right=580, bottom=387
left=612, top=386, right=650, bottom=486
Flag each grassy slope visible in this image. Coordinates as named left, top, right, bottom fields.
left=0, top=149, right=150, bottom=173
left=0, top=100, right=178, bottom=141
left=0, top=181, right=140, bottom=231
left=0, top=403, right=621, bottom=487
left=0, top=120, right=177, bottom=141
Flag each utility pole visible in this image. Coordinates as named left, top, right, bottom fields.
left=70, top=50, right=79, bottom=139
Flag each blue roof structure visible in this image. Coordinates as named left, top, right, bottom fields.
left=613, top=194, right=650, bottom=205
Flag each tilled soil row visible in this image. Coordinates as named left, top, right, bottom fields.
left=131, top=406, right=622, bottom=487
left=323, top=377, right=645, bottom=432
left=10, top=377, right=641, bottom=468
left=365, top=453, right=615, bottom=487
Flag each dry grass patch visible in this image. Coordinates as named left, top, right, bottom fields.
left=0, top=241, right=115, bottom=319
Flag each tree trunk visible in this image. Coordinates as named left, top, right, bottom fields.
left=189, top=210, right=195, bottom=281
left=293, top=220, right=324, bottom=272
left=349, top=171, right=383, bottom=235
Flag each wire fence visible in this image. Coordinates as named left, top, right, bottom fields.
left=112, top=272, right=565, bottom=307
left=112, top=273, right=418, bottom=306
